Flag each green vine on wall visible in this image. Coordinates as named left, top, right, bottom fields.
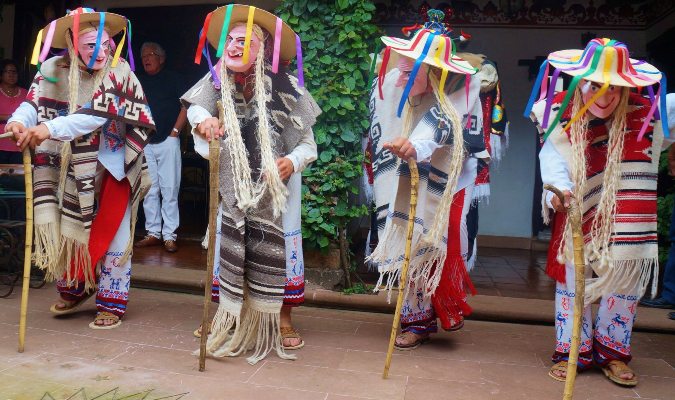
left=276, top=1, right=380, bottom=275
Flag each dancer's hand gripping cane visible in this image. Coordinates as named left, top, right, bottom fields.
left=544, top=184, right=585, bottom=400
left=198, top=102, right=224, bottom=372
left=383, top=158, right=419, bottom=379
left=0, top=131, right=34, bottom=353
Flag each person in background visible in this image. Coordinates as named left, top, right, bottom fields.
left=134, top=42, right=186, bottom=253
left=0, top=59, right=28, bottom=164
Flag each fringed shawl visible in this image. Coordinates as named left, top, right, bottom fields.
left=534, top=91, right=663, bottom=303
left=28, top=56, right=154, bottom=289
left=369, top=69, right=483, bottom=298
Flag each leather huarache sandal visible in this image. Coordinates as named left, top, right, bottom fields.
left=49, top=291, right=95, bottom=315
left=602, top=360, right=638, bottom=387
left=88, top=311, right=122, bottom=330
left=548, top=361, right=568, bottom=382
left=394, top=331, right=430, bottom=351
left=281, top=326, right=305, bottom=350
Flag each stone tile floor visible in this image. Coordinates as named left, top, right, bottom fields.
left=1, top=284, right=674, bottom=399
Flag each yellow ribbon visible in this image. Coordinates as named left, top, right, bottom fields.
left=433, top=38, right=447, bottom=93
left=111, top=27, right=127, bottom=68
left=30, top=29, right=44, bottom=66
left=563, top=46, right=615, bottom=130
left=242, top=7, right=255, bottom=65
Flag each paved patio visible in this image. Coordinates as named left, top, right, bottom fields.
left=1, top=284, right=674, bottom=399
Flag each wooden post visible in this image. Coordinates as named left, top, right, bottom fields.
left=18, top=148, right=33, bottom=353
left=383, top=159, right=419, bottom=379
left=199, top=102, right=224, bottom=372
left=544, top=184, right=585, bottom=400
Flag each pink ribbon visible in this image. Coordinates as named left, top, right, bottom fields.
left=272, top=17, right=282, bottom=73
left=637, top=84, right=660, bottom=142
left=39, top=21, right=57, bottom=62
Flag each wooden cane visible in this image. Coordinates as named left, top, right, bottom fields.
left=383, top=159, right=419, bottom=379
left=1, top=131, right=34, bottom=353
left=199, top=102, right=224, bottom=372
left=544, top=184, right=585, bottom=400
left=17, top=147, right=33, bottom=353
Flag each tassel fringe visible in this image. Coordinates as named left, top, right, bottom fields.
left=205, top=300, right=295, bottom=365
left=585, top=257, right=659, bottom=304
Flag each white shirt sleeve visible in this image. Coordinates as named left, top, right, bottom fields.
left=7, top=102, right=38, bottom=128
left=411, top=139, right=441, bottom=163
left=187, top=105, right=212, bottom=160
left=42, top=114, right=107, bottom=141
left=285, top=129, right=317, bottom=173
left=539, top=139, right=573, bottom=208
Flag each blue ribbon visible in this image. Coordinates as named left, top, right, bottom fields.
left=87, top=12, right=106, bottom=69
left=397, top=32, right=436, bottom=117
left=523, top=60, right=548, bottom=119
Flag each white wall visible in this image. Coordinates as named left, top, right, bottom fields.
left=463, top=27, right=647, bottom=238
left=0, top=4, right=15, bottom=59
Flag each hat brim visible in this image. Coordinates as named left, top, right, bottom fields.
left=548, top=48, right=661, bottom=88
left=46, top=12, right=127, bottom=49
left=381, top=35, right=476, bottom=76
left=207, top=4, right=297, bottom=61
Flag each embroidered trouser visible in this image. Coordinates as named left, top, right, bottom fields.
left=209, top=200, right=305, bottom=306
left=553, top=260, right=639, bottom=369
left=57, top=201, right=132, bottom=318
left=400, top=186, right=473, bottom=334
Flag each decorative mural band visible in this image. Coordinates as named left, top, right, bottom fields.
left=373, top=1, right=675, bottom=28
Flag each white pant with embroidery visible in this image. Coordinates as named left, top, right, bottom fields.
left=553, top=259, right=639, bottom=367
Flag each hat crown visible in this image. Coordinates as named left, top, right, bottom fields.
left=65, top=7, right=97, bottom=17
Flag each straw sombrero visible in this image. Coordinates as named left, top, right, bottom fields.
left=30, top=7, right=134, bottom=78
left=194, top=4, right=304, bottom=87
left=205, top=4, right=297, bottom=62
left=380, top=29, right=475, bottom=76
left=524, top=38, right=668, bottom=141
left=374, top=9, right=476, bottom=117
left=44, top=7, right=127, bottom=49
left=547, top=38, right=661, bottom=88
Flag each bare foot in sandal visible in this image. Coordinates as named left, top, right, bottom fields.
left=394, top=331, right=430, bottom=350
left=50, top=292, right=94, bottom=315
left=281, top=305, right=303, bottom=349
left=549, top=361, right=568, bottom=382
left=52, top=299, right=78, bottom=311
left=89, top=311, right=121, bottom=329
left=603, top=360, right=638, bottom=387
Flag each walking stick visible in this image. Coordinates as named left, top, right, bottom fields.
left=383, top=159, right=419, bottom=379
left=544, top=184, right=585, bottom=400
left=18, top=147, right=33, bottom=353
left=199, top=102, right=224, bottom=372
left=0, top=132, right=33, bottom=353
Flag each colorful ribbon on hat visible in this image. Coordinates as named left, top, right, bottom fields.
left=242, top=6, right=255, bottom=65
left=272, top=16, right=283, bottom=73
left=296, top=34, right=305, bottom=87
left=397, top=31, right=437, bottom=117
left=216, top=4, right=233, bottom=58
left=86, top=12, right=106, bottom=69
left=194, top=11, right=213, bottom=65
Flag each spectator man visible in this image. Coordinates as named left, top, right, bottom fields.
left=134, top=42, right=186, bottom=253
